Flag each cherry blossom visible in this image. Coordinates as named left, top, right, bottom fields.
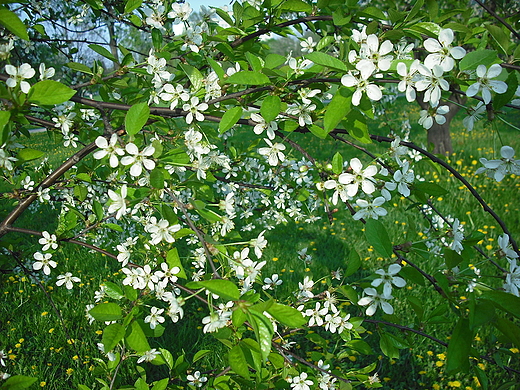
left=121, top=143, right=156, bottom=177
left=5, top=63, right=35, bottom=93
left=424, top=28, right=466, bottom=71
left=466, top=64, right=508, bottom=104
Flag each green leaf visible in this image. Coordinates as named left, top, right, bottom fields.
left=219, top=106, right=243, bottom=134
left=359, top=6, right=387, bottom=20
left=474, top=366, right=488, bottom=390
left=324, top=87, right=352, bottom=133
left=193, top=349, right=212, bottom=363
left=379, top=332, right=399, bottom=359
left=260, top=95, right=281, bottom=123
left=74, top=185, right=88, bottom=202
left=494, top=318, right=520, bottom=349
left=166, top=248, right=187, bottom=279
left=125, top=0, right=142, bottom=13
left=28, top=80, right=77, bottom=105
left=150, top=168, right=165, bottom=189
left=365, top=219, right=393, bottom=258
left=180, top=64, right=204, bottom=92
left=481, top=291, right=520, bottom=319
left=89, top=303, right=122, bottom=322
left=159, top=348, right=174, bottom=370
left=485, top=25, right=510, bottom=55
left=344, top=110, right=371, bottom=143
left=188, top=279, right=240, bottom=301
left=414, top=182, right=447, bottom=196
left=266, top=303, right=307, bottom=328
left=126, top=321, right=151, bottom=352
left=305, top=51, right=347, bottom=72
left=280, top=0, right=312, bottom=12
left=347, top=339, right=373, bottom=355
left=225, top=71, right=270, bottom=85
left=104, top=223, right=123, bottom=232
left=151, top=378, right=168, bottom=390
left=229, top=345, right=250, bottom=379
left=77, top=385, right=91, bottom=390
left=152, top=28, right=163, bottom=51
left=0, top=7, right=29, bottom=40
left=103, top=282, right=124, bottom=300
left=17, top=148, right=45, bottom=162
left=459, top=50, right=498, bottom=71
left=345, top=249, right=361, bottom=277
left=308, top=124, right=328, bottom=139
left=446, top=318, right=472, bottom=374
left=0, top=111, right=10, bottom=146
left=88, top=44, right=118, bottom=63
left=248, top=310, right=274, bottom=361
left=404, top=0, right=424, bottom=23
left=125, top=102, right=150, bottom=135
left=102, top=323, right=125, bottom=352
left=444, top=248, right=463, bottom=269
left=332, top=152, right=343, bottom=175
left=0, top=375, right=38, bottom=390
left=399, top=266, right=425, bottom=286
left=407, top=296, right=424, bottom=320
left=66, top=62, right=93, bottom=74
left=469, top=299, right=495, bottom=330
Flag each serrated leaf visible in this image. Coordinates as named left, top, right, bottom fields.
left=124, top=0, right=142, bottom=13
left=180, top=63, right=204, bottom=91
left=481, top=291, right=520, bottom=319
left=193, top=349, right=211, bottom=364
left=150, top=168, right=165, bottom=189
left=225, top=71, right=270, bottom=85
left=305, top=51, right=347, bottom=71
left=102, top=323, right=125, bottom=352
left=219, top=106, right=242, bottom=133
left=0, top=111, right=10, bottom=146
left=260, top=95, right=281, bottom=123
left=309, top=124, right=328, bottom=139
left=17, top=148, right=45, bottom=162
left=494, top=318, right=520, bottom=349
left=89, top=44, right=118, bottom=63
left=365, top=219, right=393, bottom=258
left=280, top=0, right=312, bottom=12
left=188, top=279, right=240, bottom=301
left=444, top=248, right=463, bottom=269
left=345, top=110, right=371, bottom=143
left=0, top=7, right=29, bottom=40
left=266, top=303, right=306, bottom=328
left=414, top=182, right=447, bottom=196
left=66, top=62, right=93, bottom=74
left=28, top=80, right=77, bottom=105
left=126, top=321, right=151, bottom=352
left=379, top=332, right=399, bottom=359
left=103, top=281, right=124, bottom=300
left=459, top=50, right=498, bottom=71
left=345, top=249, right=361, bottom=277
left=166, top=248, right=187, bottom=279
left=159, top=348, right=174, bottom=369
left=485, top=25, right=510, bottom=55
left=324, top=87, right=352, bottom=133
left=399, top=266, right=425, bottom=286
left=332, top=152, right=343, bottom=175
left=229, top=345, right=250, bottom=379
left=89, top=303, right=122, bottom=322
left=446, top=318, right=472, bottom=374
left=248, top=310, right=274, bottom=361
left=0, top=375, right=38, bottom=389
left=151, top=378, right=168, bottom=390
left=125, top=102, right=150, bottom=135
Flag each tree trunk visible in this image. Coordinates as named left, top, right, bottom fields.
left=417, top=92, right=466, bottom=155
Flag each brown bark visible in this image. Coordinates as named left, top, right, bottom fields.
left=417, top=92, right=466, bottom=155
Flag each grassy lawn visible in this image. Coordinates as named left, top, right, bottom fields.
left=1, top=99, right=519, bottom=389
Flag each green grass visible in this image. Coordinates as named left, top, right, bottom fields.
left=1, top=99, right=519, bottom=389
